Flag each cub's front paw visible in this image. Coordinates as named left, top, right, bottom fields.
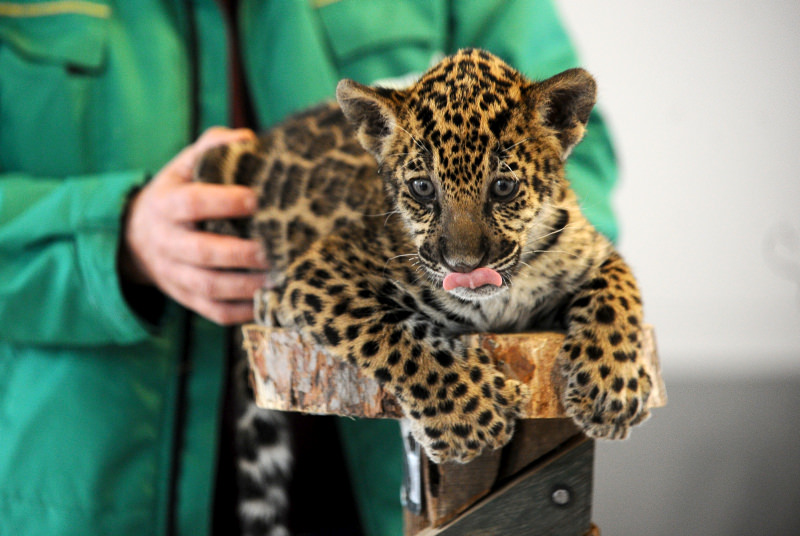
left=562, top=357, right=652, bottom=440
left=404, top=363, right=530, bottom=463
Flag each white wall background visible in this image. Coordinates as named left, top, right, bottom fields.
left=556, top=0, right=800, bottom=378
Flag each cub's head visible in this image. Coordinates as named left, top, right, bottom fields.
left=337, top=49, right=596, bottom=301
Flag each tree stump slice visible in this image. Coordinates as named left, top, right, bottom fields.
left=241, top=324, right=666, bottom=419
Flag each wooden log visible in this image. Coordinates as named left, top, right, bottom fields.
left=241, top=324, right=666, bottom=419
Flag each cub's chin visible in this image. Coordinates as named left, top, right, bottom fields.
left=445, top=284, right=509, bottom=302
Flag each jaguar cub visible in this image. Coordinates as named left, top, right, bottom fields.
left=198, top=49, right=651, bottom=465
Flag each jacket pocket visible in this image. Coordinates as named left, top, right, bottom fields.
left=315, top=0, right=444, bottom=81
left=0, top=2, right=112, bottom=175
left=0, top=1, right=110, bottom=70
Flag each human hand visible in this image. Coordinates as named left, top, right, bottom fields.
left=120, top=127, right=270, bottom=325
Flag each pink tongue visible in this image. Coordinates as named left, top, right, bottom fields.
left=443, top=267, right=503, bottom=291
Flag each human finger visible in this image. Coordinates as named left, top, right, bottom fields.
left=171, top=289, right=256, bottom=325
left=168, top=262, right=267, bottom=302
left=159, top=228, right=269, bottom=271
left=158, top=182, right=259, bottom=222
left=148, top=256, right=258, bottom=325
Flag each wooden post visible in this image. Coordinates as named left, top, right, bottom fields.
left=420, top=436, right=596, bottom=536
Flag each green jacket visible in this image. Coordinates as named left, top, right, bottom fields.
left=0, top=1, right=617, bottom=535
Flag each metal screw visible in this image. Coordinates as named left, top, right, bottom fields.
left=551, top=487, right=571, bottom=506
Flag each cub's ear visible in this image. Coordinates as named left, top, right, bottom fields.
left=529, top=68, right=597, bottom=160
left=336, top=80, right=402, bottom=159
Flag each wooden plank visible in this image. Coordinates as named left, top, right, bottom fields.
left=403, top=421, right=584, bottom=533
left=417, top=420, right=582, bottom=529
left=415, top=437, right=595, bottom=536
left=423, top=448, right=503, bottom=528
left=242, top=325, right=665, bottom=419
left=404, top=509, right=431, bottom=535
left=497, top=418, right=582, bottom=481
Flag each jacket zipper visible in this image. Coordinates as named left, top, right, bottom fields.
left=166, top=2, right=200, bottom=535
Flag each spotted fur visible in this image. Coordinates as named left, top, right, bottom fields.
left=197, top=48, right=651, bottom=530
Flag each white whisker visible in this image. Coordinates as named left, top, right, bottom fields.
left=529, top=221, right=578, bottom=242
left=387, top=253, right=418, bottom=262
left=500, top=160, right=520, bottom=182
left=528, top=249, right=580, bottom=258
left=499, top=137, right=532, bottom=154
left=364, top=210, right=401, bottom=217
left=395, top=125, right=430, bottom=155
left=381, top=252, right=418, bottom=276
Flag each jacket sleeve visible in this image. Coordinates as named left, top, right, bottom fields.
left=450, top=0, right=620, bottom=242
left=0, top=170, right=156, bottom=346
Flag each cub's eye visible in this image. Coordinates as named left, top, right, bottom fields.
left=409, top=178, right=436, bottom=201
left=490, top=178, right=519, bottom=202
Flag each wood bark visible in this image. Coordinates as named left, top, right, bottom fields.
left=242, top=324, right=666, bottom=419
